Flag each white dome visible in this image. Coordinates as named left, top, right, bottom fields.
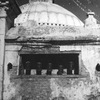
left=14, top=1, right=84, bottom=27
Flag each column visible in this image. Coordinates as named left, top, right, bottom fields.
left=0, top=2, right=8, bottom=100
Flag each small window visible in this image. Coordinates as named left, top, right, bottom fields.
left=38, top=23, right=41, bottom=25
left=47, top=23, right=49, bottom=25
left=18, top=23, right=20, bottom=26
left=51, top=23, right=53, bottom=25
left=59, top=24, right=61, bottom=26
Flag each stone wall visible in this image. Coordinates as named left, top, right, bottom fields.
left=3, top=45, right=100, bottom=100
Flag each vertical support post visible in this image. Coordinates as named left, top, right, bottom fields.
left=0, top=2, right=8, bottom=100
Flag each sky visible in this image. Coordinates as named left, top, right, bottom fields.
left=16, top=0, right=100, bottom=24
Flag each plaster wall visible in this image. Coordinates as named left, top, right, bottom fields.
left=3, top=45, right=100, bottom=100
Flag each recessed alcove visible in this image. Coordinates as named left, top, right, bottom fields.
left=19, top=53, right=79, bottom=75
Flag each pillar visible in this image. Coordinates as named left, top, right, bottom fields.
left=0, top=1, right=8, bottom=100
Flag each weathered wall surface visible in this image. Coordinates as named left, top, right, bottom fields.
left=6, top=20, right=100, bottom=41
left=4, top=45, right=100, bottom=100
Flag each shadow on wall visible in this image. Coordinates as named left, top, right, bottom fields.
left=87, top=95, right=100, bottom=100
left=80, top=59, right=90, bottom=76
left=52, top=96, right=68, bottom=100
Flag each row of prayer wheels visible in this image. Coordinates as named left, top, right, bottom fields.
left=24, top=61, right=75, bottom=75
